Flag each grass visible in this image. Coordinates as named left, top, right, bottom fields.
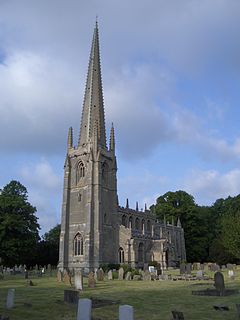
left=0, top=269, right=240, bottom=319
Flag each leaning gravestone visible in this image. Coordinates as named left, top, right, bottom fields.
left=118, top=267, right=124, bottom=280
left=97, top=268, right=104, bottom=281
left=88, top=272, right=96, bottom=288
left=214, top=271, right=225, bottom=296
left=74, top=270, right=83, bottom=290
left=6, top=289, right=15, bottom=309
left=107, top=270, right=113, bottom=280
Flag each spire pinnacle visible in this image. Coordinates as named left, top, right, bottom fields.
left=126, top=198, right=129, bottom=208
left=78, top=23, right=106, bottom=148
left=67, top=127, right=73, bottom=149
left=109, top=123, right=115, bottom=152
left=136, top=201, right=139, bottom=211
left=177, top=217, right=182, bottom=228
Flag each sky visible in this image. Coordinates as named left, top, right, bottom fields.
left=0, top=0, right=240, bottom=234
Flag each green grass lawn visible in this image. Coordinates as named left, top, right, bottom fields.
left=0, top=270, right=240, bottom=319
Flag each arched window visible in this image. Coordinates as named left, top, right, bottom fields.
left=138, top=243, right=144, bottom=262
left=76, top=161, right=85, bottom=183
left=141, top=219, right=145, bottom=233
left=135, top=218, right=140, bottom=230
left=122, top=215, right=127, bottom=227
left=119, top=247, right=124, bottom=263
left=74, top=233, right=84, bottom=256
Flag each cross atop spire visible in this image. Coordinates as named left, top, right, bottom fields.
left=78, top=22, right=107, bottom=149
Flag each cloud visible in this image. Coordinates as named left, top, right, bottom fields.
left=19, top=159, right=62, bottom=234
left=183, top=168, right=240, bottom=205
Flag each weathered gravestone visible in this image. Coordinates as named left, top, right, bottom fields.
left=118, top=267, right=124, bottom=280
left=107, top=270, right=113, bottom=280
left=214, top=272, right=225, bottom=296
left=88, top=272, right=96, bottom=288
left=180, top=263, right=186, bottom=275
left=186, top=263, right=192, bottom=274
left=227, top=263, right=233, bottom=270
left=228, top=270, right=235, bottom=280
left=97, top=268, right=104, bottom=281
left=133, top=275, right=141, bottom=281
left=74, top=270, right=83, bottom=290
left=125, top=271, right=132, bottom=280
left=64, top=289, right=79, bottom=304
left=6, top=289, right=15, bottom=309
left=63, top=270, right=72, bottom=286
left=196, top=270, right=203, bottom=280
left=143, top=271, right=151, bottom=281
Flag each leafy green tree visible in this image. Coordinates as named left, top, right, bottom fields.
left=0, top=180, right=40, bottom=266
left=36, top=224, right=60, bottom=267
left=151, top=190, right=213, bottom=262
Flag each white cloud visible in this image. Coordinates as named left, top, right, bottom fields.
left=183, top=168, right=240, bottom=205
left=19, top=159, right=62, bottom=234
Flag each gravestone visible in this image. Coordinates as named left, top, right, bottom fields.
left=200, top=264, right=204, bottom=270
left=172, top=310, right=184, bottom=320
left=119, top=305, right=134, bottom=320
left=57, top=270, right=62, bottom=282
left=97, top=268, right=104, bottom=281
left=118, top=267, right=124, bottom=280
left=186, top=263, right=192, bottom=274
left=196, top=270, right=203, bottom=280
left=143, top=271, right=151, bottom=281
left=77, top=298, right=92, bottom=320
left=227, top=263, right=233, bottom=270
left=180, top=263, right=186, bottom=275
left=214, top=271, right=225, bottom=296
left=228, top=270, right=235, bottom=280
left=64, top=289, right=79, bottom=304
left=6, top=289, right=15, bottom=309
left=125, top=271, right=132, bottom=281
left=107, top=270, right=113, bottom=280
left=63, top=270, right=72, bottom=286
left=88, top=272, right=96, bottom=288
left=24, top=270, right=28, bottom=279
left=74, top=270, right=83, bottom=290
left=133, top=275, right=141, bottom=281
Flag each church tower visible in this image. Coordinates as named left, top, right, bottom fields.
left=58, top=22, right=118, bottom=272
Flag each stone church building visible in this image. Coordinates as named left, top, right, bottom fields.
left=58, top=23, right=186, bottom=273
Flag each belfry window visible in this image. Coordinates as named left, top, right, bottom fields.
left=76, top=161, right=85, bottom=183
left=74, top=233, right=84, bottom=256
left=119, top=247, right=124, bottom=263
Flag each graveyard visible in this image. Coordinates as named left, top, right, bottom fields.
left=1, top=265, right=240, bottom=320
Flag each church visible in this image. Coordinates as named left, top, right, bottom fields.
left=58, top=23, right=186, bottom=273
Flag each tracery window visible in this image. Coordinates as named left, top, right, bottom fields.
left=74, top=233, right=84, bottom=256
left=122, top=215, right=127, bottom=227
left=76, top=161, right=85, bottom=183
left=119, top=247, right=124, bottom=263
left=135, top=218, right=140, bottom=230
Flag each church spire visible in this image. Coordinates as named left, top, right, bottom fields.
left=67, top=127, right=73, bottom=149
left=78, top=21, right=107, bottom=148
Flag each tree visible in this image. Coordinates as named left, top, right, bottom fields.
left=0, top=180, right=40, bottom=266
left=36, top=224, right=60, bottom=267
left=151, top=190, right=213, bottom=262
